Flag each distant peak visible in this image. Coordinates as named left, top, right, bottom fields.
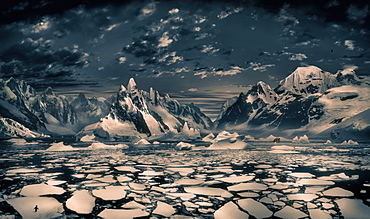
left=292, top=66, right=323, bottom=74
left=43, top=87, right=54, bottom=96
left=127, top=78, right=137, bottom=92
left=119, top=85, right=127, bottom=92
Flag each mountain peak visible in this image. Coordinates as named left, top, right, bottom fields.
left=43, top=87, right=55, bottom=96
left=276, top=65, right=339, bottom=94
left=127, top=78, right=137, bottom=92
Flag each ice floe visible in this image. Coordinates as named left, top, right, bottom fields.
left=175, top=142, right=194, bottom=150
left=274, top=206, right=308, bottom=219
left=7, top=197, right=64, bottom=219
left=214, top=201, right=249, bottom=219
left=237, top=198, right=272, bottom=219
left=98, top=209, right=149, bottom=219
left=152, top=201, right=176, bottom=217
left=184, top=187, right=228, bottom=196
left=20, top=183, right=65, bottom=196
left=66, top=190, right=95, bottom=214
left=227, top=182, right=268, bottom=192
left=92, top=186, right=127, bottom=200
left=335, top=198, right=370, bottom=219
left=323, top=187, right=354, bottom=197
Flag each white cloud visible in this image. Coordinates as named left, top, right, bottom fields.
left=214, top=66, right=244, bottom=76
left=139, top=2, right=156, bottom=19
left=217, top=7, right=243, bottom=19
left=194, top=71, right=207, bottom=79
left=106, top=24, right=120, bottom=31
left=169, top=8, right=179, bottom=14
left=158, top=32, right=173, bottom=47
left=188, top=88, right=198, bottom=92
left=344, top=40, right=356, bottom=50
left=118, top=57, right=126, bottom=64
left=98, top=66, right=104, bottom=71
left=289, top=53, right=308, bottom=61
left=248, top=62, right=275, bottom=72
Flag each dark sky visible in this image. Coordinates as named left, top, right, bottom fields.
left=1, top=0, right=370, bottom=120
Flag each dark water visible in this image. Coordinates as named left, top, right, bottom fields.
left=1, top=140, right=370, bottom=218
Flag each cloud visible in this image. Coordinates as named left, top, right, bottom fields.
left=289, top=53, right=308, bottom=61
left=347, top=4, right=369, bottom=22
left=139, top=2, right=156, bottom=19
left=188, top=88, right=198, bottom=92
left=158, top=32, right=173, bottom=47
left=344, top=40, right=356, bottom=50
left=217, top=7, right=243, bottom=19
left=248, top=62, right=275, bottom=72
left=0, top=37, right=89, bottom=87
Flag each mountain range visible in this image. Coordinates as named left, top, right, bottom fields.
left=0, top=65, right=369, bottom=141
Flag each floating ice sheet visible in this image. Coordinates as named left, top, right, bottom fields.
left=217, top=175, right=255, bottom=183
left=98, top=209, right=149, bottom=219
left=274, top=206, right=308, bottom=219
left=152, top=201, right=175, bottom=217
left=92, top=186, right=127, bottom=200
left=335, top=198, right=370, bottom=219
left=66, top=190, right=95, bottom=214
left=323, top=187, right=354, bottom=197
left=237, top=198, right=272, bottom=219
left=214, top=201, right=249, bottom=219
left=296, top=179, right=335, bottom=186
left=184, top=186, right=228, bottom=196
left=7, top=197, right=64, bottom=219
left=20, top=183, right=65, bottom=196
left=228, top=182, right=268, bottom=192
left=308, top=209, right=331, bottom=219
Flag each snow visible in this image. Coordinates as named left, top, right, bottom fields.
left=121, top=201, right=146, bottom=209
left=323, top=187, right=354, bottom=197
left=66, top=190, right=95, bottom=214
left=308, top=209, right=331, bottom=219
left=259, top=135, right=290, bottom=142
left=274, top=206, right=308, bottom=219
left=217, top=175, right=255, bottom=183
left=296, top=179, right=335, bottom=186
left=92, top=186, right=127, bottom=200
left=7, top=197, right=64, bottom=219
left=287, top=193, right=318, bottom=201
left=184, top=187, right=228, bottom=196
left=46, top=142, right=78, bottom=151
left=87, top=142, right=128, bottom=149
left=135, top=138, right=150, bottom=145
left=152, top=201, right=175, bottom=217
left=80, top=134, right=95, bottom=142
left=98, top=209, right=149, bottom=219
left=227, top=182, right=268, bottom=192
left=335, top=198, right=370, bottom=219
left=237, top=198, right=272, bottom=219
left=214, top=201, right=249, bottom=219
left=175, top=142, right=194, bottom=150
left=174, top=178, right=204, bottom=186
left=292, top=135, right=310, bottom=144
left=20, top=183, right=66, bottom=196
left=341, top=140, right=359, bottom=145
left=202, top=133, right=215, bottom=142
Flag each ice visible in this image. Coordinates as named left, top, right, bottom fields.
left=296, top=179, right=335, bottom=186
left=341, top=140, right=359, bottom=145
left=237, top=198, right=272, bottom=219
left=20, top=183, right=66, bottom=196
left=323, top=187, right=354, bottom=197
left=292, top=135, right=310, bottom=144
left=46, top=179, right=66, bottom=186
left=274, top=206, right=308, bottom=219
left=167, top=193, right=196, bottom=201
left=134, top=139, right=150, bottom=145
left=227, top=182, right=268, bottom=192
left=98, top=209, right=149, bottom=219
left=66, top=190, right=95, bottom=214
left=80, top=134, right=95, bottom=142
left=308, top=208, right=332, bottom=219
left=289, top=172, right=315, bottom=178
left=271, top=145, right=295, bottom=150
left=175, top=142, right=194, bottom=150
left=184, top=186, right=228, bottom=196
left=237, top=192, right=259, bottom=198
left=128, top=182, right=147, bottom=190
left=7, top=168, right=43, bottom=174
left=46, top=142, right=79, bottom=151
left=166, top=167, right=194, bottom=176
left=121, top=201, right=146, bottom=209
left=87, top=142, right=129, bottom=149
left=115, top=166, right=140, bottom=172
left=287, top=193, right=318, bottom=201
left=214, top=201, right=249, bottom=219
left=202, top=133, right=215, bottom=142
left=7, top=197, right=63, bottom=219
left=152, top=201, right=175, bottom=217
left=217, top=175, right=255, bottom=183
left=174, top=178, right=204, bottom=186
left=335, top=198, right=370, bottom=219
left=92, top=186, right=127, bottom=200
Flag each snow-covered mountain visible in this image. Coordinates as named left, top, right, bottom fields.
left=215, top=66, right=370, bottom=141
left=215, top=81, right=277, bottom=129
left=0, top=78, right=111, bottom=137
left=78, top=78, right=211, bottom=141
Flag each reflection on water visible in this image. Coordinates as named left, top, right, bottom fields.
left=1, top=140, right=370, bottom=218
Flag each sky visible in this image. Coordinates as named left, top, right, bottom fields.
left=1, top=0, right=370, bottom=120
